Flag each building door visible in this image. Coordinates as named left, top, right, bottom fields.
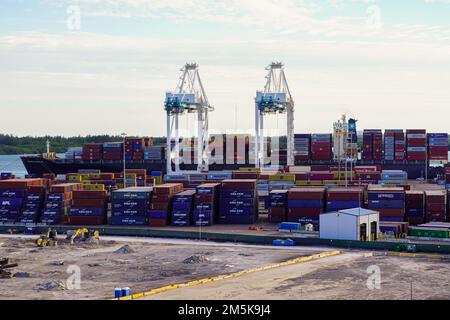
left=370, top=221, right=378, bottom=241
left=360, top=223, right=367, bottom=241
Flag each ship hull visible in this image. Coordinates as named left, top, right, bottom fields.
left=21, top=156, right=445, bottom=179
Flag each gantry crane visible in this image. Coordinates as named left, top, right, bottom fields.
left=255, top=62, right=294, bottom=168
left=165, top=63, right=213, bottom=173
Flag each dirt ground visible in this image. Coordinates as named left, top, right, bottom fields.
left=148, top=251, right=450, bottom=300
left=2, top=235, right=450, bottom=300
left=0, top=235, right=323, bottom=300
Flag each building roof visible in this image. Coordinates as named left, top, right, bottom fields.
left=338, top=208, right=378, bottom=217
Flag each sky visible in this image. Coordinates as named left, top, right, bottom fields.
left=1, top=0, right=450, bottom=137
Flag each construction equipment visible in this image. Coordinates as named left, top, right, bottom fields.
left=66, top=228, right=100, bottom=244
left=255, top=62, right=295, bottom=168
left=0, top=257, right=18, bottom=279
left=35, top=228, right=58, bottom=247
left=165, top=63, right=214, bottom=173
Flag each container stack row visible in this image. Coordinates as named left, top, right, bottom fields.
left=405, top=191, right=425, bottom=226
left=425, top=191, right=447, bottom=222
left=287, top=187, right=325, bottom=226
left=310, top=134, right=332, bottom=161
left=195, top=183, right=220, bottom=226
left=294, top=134, right=310, bottom=161
left=42, top=183, right=82, bottom=225
left=68, top=189, right=108, bottom=225
left=219, top=180, right=257, bottom=224
left=427, top=133, right=448, bottom=161
left=110, top=187, right=153, bottom=225
left=367, top=188, right=405, bottom=222
left=384, top=130, right=405, bottom=161
left=406, top=129, right=427, bottom=162
left=150, top=183, right=183, bottom=226
left=171, top=190, right=195, bottom=226
left=362, top=130, right=383, bottom=161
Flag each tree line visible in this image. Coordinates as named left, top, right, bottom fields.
left=0, top=134, right=164, bottom=155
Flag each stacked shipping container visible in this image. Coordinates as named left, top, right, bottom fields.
left=425, top=190, right=447, bottom=222
left=110, top=187, right=153, bottom=225
left=171, top=190, right=195, bottom=226
left=268, top=190, right=288, bottom=223
left=362, top=130, right=383, bottom=161
left=384, top=130, right=405, bottom=161
left=102, top=142, right=123, bottom=161
left=82, top=144, right=103, bottom=161
left=287, top=187, right=325, bottom=226
left=18, top=187, right=45, bottom=223
left=310, top=134, right=332, bottom=161
left=68, top=190, right=107, bottom=225
left=42, top=183, right=82, bottom=225
left=367, top=188, right=405, bottom=222
left=405, top=190, right=425, bottom=226
left=326, top=188, right=363, bottom=212
left=150, top=183, right=183, bottom=226
left=406, top=130, right=427, bottom=161
left=0, top=179, right=45, bottom=223
left=219, top=180, right=257, bottom=224
left=294, top=134, right=310, bottom=161
left=195, top=183, right=220, bottom=226
left=427, top=133, right=448, bottom=161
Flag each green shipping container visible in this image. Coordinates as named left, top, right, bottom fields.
left=409, top=227, right=450, bottom=239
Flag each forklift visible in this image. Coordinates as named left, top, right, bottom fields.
left=35, top=228, right=58, bottom=247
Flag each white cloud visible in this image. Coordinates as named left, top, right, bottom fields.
left=1, top=30, right=450, bottom=136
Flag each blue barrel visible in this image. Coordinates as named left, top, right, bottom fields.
left=121, top=287, right=131, bottom=297
left=114, top=288, right=122, bottom=299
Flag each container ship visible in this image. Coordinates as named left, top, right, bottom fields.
left=20, top=129, right=448, bottom=180
left=20, top=63, right=449, bottom=180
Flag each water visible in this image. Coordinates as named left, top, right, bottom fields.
left=0, top=154, right=29, bottom=178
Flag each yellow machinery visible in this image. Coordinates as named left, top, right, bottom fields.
left=35, top=228, right=58, bottom=247
left=66, top=228, right=100, bottom=244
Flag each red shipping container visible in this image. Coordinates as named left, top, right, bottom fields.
left=288, top=188, right=325, bottom=200
left=67, top=216, right=105, bottom=226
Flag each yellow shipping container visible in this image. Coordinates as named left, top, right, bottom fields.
left=269, top=174, right=296, bottom=182
left=331, top=171, right=355, bottom=179
left=295, top=180, right=309, bottom=185
left=84, top=184, right=105, bottom=191
left=125, top=174, right=137, bottom=179
left=239, top=168, right=261, bottom=173
left=68, top=175, right=82, bottom=182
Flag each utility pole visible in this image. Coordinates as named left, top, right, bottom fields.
left=121, top=132, right=127, bottom=188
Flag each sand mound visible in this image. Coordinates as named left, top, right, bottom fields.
left=114, top=245, right=135, bottom=254
left=183, top=255, right=210, bottom=264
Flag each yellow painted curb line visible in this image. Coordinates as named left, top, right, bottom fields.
left=114, top=250, right=342, bottom=300
left=386, top=251, right=445, bottom=260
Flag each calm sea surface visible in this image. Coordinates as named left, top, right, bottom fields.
left=0, top=153, right=449, bottom=178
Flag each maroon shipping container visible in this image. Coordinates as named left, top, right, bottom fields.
left=327, top=188, right=364, bottom=201
left=148, top=218, right=167, bottom=227
left=288, top=208, right=323, bottom=216
left=288, top=188, right=325, bottom=200
left=67, top=216, right=105, bottom=226
left=153, top=183, right=184, bottom=195
left=72, top=199, right=106, bottom=208
left=221, top=179, right=256, bottom=190
left=309, top=172, right=335, bottom=181
left=407, top=216, right=424, bottom=226
left=269, top=207, right=287, bottom=223
left=377, top=208, right=406, bottom=217
left=72, top=190, right=107, bottom=200
left=425, top=190, right=447, bottom=222
left=151, top=202, right=171, bottom=211
left=152, top=194, right=175, bottom=202
left=232, top=172, right=259, bottom=179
